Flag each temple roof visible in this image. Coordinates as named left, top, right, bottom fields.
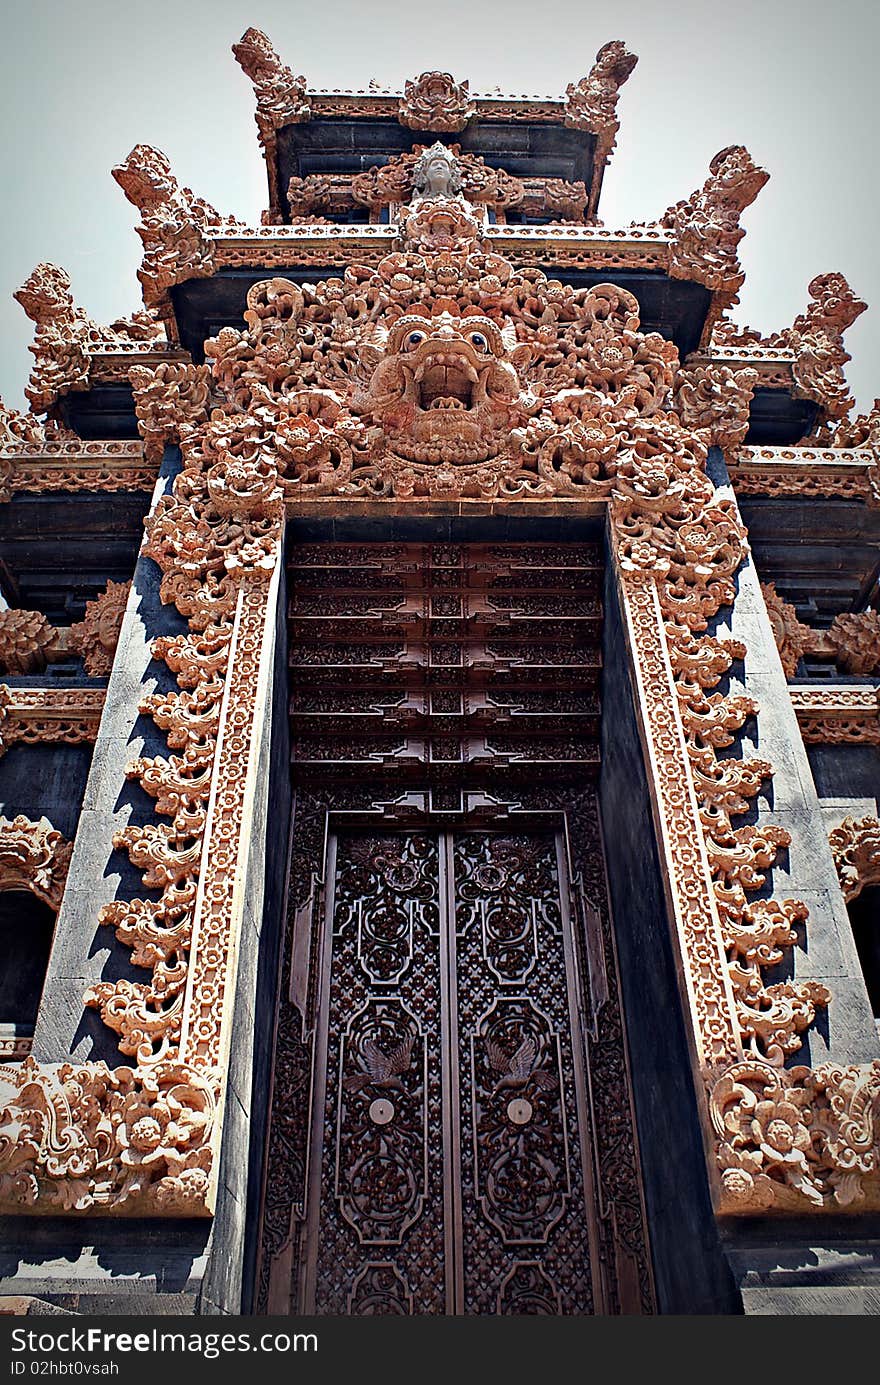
left=232, top=29, right=638, bottom=224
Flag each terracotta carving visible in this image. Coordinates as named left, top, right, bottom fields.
left=662, top=146, right=768, bottom=319
left=0, top=611, right=72, bottom=676
left=672, top=363, right=758, bottom=455
left=70, top=581, right=131, bottom=677
left=232, top=27, right=309, bottom=149
left=0, top=1058, right=218, bottom=1214
left=112, top=146, right=241, bottom=306
left=760, top=582, right=812, bottom=678
left=0, top=686, right=105, bottom=758
left=829, top=816, right=880, bottom=903
left=399, top=72, right=474, bottom=133
left=0, top=815, right=71, bottom=911
left=564, top=41, right=638, bottom=164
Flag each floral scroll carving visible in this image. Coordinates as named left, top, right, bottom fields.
left=129, top=361, right=213, bottom=462
left=0, top=686, right=105, bottom=759
left=202, top=254, right=677, bottom=501
left=829, top=816, right=880, bottom=903
left=709, top=1059, right=880, bottom=1211
left=672, top=363, right=757, bottom=456
left=232, top=27, right=310, bottom=145
left=83, top=353, right=283, bottom=1069
left=0, top=1058, right=218, bottom=1215
left=0, top=815, right=71, bottom=911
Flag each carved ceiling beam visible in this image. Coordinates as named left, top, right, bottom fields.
left=291, top=160, right=591, bottom=225
left=790, top=684, right=880, bottom=745
left=0, top=685, right=105, bottom=757
left=729, top=445, right=880, bottom=506
left=0, top=426, right=157, bottom=498
left=829, top=815, right=880, bottom=902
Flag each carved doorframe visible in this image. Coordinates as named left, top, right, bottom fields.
left=2, top=291, right=879, bottom=1233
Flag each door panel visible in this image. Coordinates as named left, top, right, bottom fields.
left=301, top=828, right=597, bottom=1314
left=303, top=832, right=447, bottom=1314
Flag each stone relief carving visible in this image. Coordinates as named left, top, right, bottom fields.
left=760, top=582, right=812, bottom=678
left=13, top=265, right=164, bottom=415
left=0, top=1059, right=218, bottom=1214
left=661, top=146, right=768, bottom=316
left=0, top=583, right=129, bottom=679
left=0, top=611, right=72, bottom=676
left=129, top=361, right=213, bottom=462
left=564, top=41, right=638, bottom=167
left=672, top=363, right=757, bottom=455
left=0, top=59, right=876, bottom=1220
left=0, top=815, right=71, bottom=911
left=70, top=582, right=131, bottom=677
left=829, top=815, right=880, bottom=903
left=761, top=586, right=880, bottom=678
left=112, top=146, right=242, bottom=307
left=791, top=685, right=880, bottom=746
left=399, top=71, right=475, bottom=133
left=232, top=27, right=310, bottom=148
left=0, top=687, right=105, bottom=759
left=788, top=273, right=867, bottom=420
left=203, top=254, right=677, bottom=501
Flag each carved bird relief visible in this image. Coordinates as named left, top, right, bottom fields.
left=344, top=1036, right=413, bottom=1095
left=487, top=1035, right=557, bottom=1096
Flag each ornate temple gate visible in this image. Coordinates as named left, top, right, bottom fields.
left=256, top=540, right=655, bottom=1315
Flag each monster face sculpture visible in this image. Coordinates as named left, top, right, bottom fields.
left=352, top=306, right=532, bottom=467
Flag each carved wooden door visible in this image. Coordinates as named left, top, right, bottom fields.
left=299, top=826, right=600, bottom=1315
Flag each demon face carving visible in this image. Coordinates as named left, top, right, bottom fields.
left=351, top=306, right=532, bottom=466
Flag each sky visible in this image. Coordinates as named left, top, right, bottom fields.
left=1, top=0, right=879, bottom=413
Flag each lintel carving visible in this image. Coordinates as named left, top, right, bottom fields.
left=0, top=686, right=105, bottom=758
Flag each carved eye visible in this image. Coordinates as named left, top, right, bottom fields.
left=406, top=330, right=427, bottom=349
left=468, top=331, right=489, bottom=351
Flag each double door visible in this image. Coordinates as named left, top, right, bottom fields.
left=299, top=827, right=601, bottom=1314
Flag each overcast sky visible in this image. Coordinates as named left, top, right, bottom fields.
left=1, top=0, right=878, bottom=414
